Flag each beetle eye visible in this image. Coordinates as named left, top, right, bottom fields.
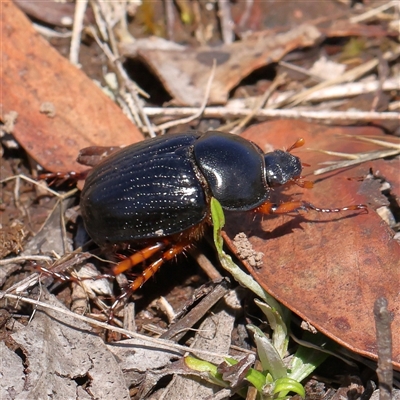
left=264, top=150, right=302, bottom=185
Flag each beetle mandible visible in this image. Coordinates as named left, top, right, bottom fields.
left=77, top=131, right=366, bottom=310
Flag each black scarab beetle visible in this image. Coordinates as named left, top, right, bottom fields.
left=80, top=131, right=302, bottom=245
left=78, top=131, right=366, bottom=306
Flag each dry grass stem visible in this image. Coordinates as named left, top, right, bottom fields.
left=151, top=61, right=217, bottom=133
left=0, top=255, right=54, bottom=266
left=343, top=134, right=400, bottom=150
left=143, top=107, right=400, bottom=121
left=218, top=0, right=234, bottom=44
left=69, top=0, right=88, bottom=65
left=292, top=77, right=400, bottom=103
left=279, top=60, right=325, bottom=82
left=0, top=292, right=233, bottom=361
left=32, top=23, right=72, bottom=38
left=221, top=73, right=287, bottom=133
left=350, top=0, right=400, bottom=24
left=272, top=46, right=400, bottom=108
left=313, top=148, right=400, bottom=175
left=88, top=25, right=154, bottom=136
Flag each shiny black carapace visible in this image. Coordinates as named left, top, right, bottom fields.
left=77, top=131, right=366, bottom=309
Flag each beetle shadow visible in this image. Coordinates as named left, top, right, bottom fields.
left=224, top=208, right=365, bottom=242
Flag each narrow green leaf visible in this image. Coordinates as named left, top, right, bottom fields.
left=247, top=325, right=287, bottom=380
left=185, top=356, right=218, bottom=374
left=210, top=197, right=225, bottom=253
left=255, top=299, right=289, bottom=358
left=288, top=332, right=332, bottom=382
left=245, top=369, right=267, bottom=392
left=274, top=377, right=306, bottom=398
left=210, top=198, right=283, bottom=312
left=184, top=356, right=228, bottom=387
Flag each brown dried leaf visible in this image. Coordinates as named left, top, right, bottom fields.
left=232, top=0, right=393, bottom=39
left=1, top=1, right=143, bottom=173
left=10, top=292, right=130, bottom=399
left=223, top=120, right=400, bottom=368
left=324, top=20, right=395, bottom=38
left=217, top=355, right=255, bottom=388
left=13, top=0, right=93, bottom=27
left=0, top=341, right=25, bottom=396
left=120, top=25, right=322, bottom=106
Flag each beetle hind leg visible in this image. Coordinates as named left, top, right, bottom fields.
left=109, top=240, right=191, bottom=319
left=112, top=242, right=168, bottom=275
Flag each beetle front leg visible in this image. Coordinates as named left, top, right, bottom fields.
left=38, top=170, right=89, bottom=185
left=255, top=201, right=367, bottom=215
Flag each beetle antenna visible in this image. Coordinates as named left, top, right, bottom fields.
left=287, top=138, right=305, bottom=153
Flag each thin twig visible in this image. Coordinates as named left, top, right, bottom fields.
left=219, top=73, right=286, bottom=132
left=341, top=134, right=400, bottom=150
left=33, top=24, right=72, bottom=38
left=0, top=255, right=54, bottom=266
left=69, top=0, right=88, bottom=65
left=165, top=0, right=175, bottom=40
left=227, top=77, right=399, bottom=109
left=116, top=62, right=156, bottom=137
left=350, top=0, right=399, bottom=24
left=237, top=0, right=254, bottom=31
left=90, top=0, right=108, bottom=40
left=0, top=175, right=62, bottom=198
left=143, top=107, right=400, bottom=121
left=289, top=76, right=400, bottom=103
left=89, top=3, right=154, bottom=137
left=88, top=25, right=154, bottom=137
left=313, top=149, right=400, bottom=175
left=311, top=134, right=400, bottom=174
left=218, top=0, right=234, bottom=44
left=95, top=4, right=154, bottom=136
left=374, top=297, right=393, bottom=400
left=152, top=61, right=217, bottom=133
left=279, top=60, right=324, bottom=82
left=1, top=292, right=232, bottom=361
left=272, top=46, right=400, bottom=108
left=230, top=73, right=287, bottom=134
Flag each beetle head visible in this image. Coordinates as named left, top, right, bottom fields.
left=264, top=150, right=302, bottom=186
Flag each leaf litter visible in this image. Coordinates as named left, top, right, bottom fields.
left=1, top=0, right=400, bottom=399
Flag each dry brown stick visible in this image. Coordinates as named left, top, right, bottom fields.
left=88, top=25, right=155, bottom=136
left=143, top=107, right=400, bottom=121
left=160, top=281, right=230, bottom=341
left=272, top=46, right=400, bottom=109
left=374, top=297, right=393, bottom=400
left=165, top=0, right=175, bottom=40
left=237, top=0, right=254, bottom=31
left=188, top=247, right=222, bottom=281
left=218, top=0, right=234, bottom=44
left=371, top=54, right=390, bottom=112
left=69, top=0, right=88, bottom=65
left=225, top=78, right=399, bottom=108
left=350, top=0, right=398, bottom=23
